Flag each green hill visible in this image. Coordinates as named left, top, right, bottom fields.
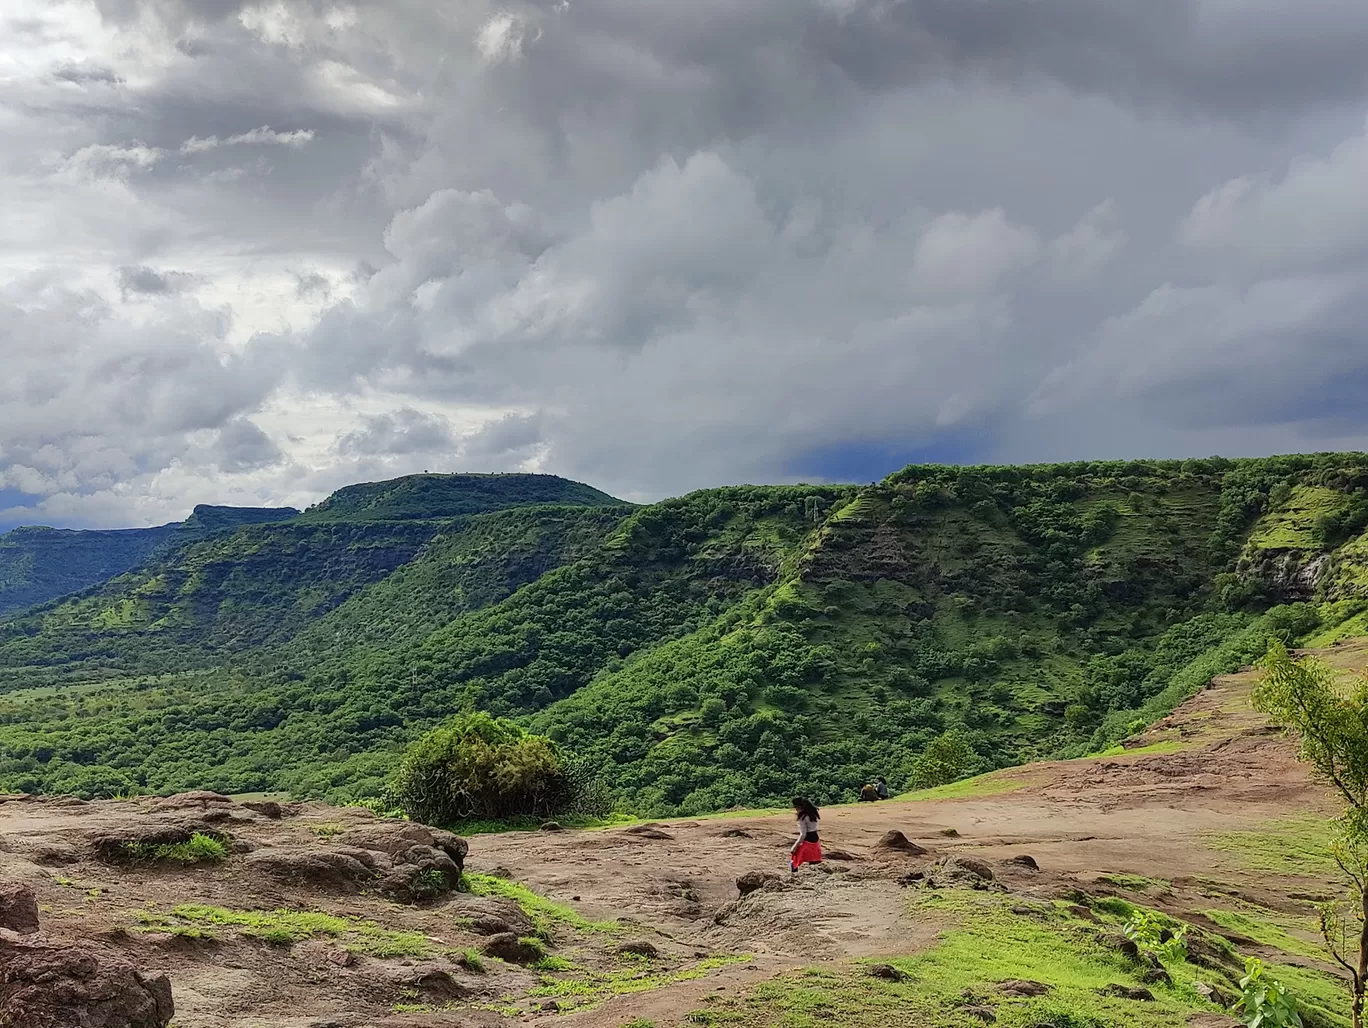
left=2, top=455, right=1368, bottom=809
left=0, top=504, right=298, bottom=617
left=297, top=472, right=625, bottom=523
left=0, top=476, right=627, bottom=690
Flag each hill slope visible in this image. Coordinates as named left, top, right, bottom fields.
left=0, top=504, right=298, bottom=617
left=0, top=477, right=628, bottom=691
left=2, top=455, right=1368, bottom=809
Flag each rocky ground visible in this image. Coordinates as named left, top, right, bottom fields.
left=1, top=642, right=1362, bottom=1027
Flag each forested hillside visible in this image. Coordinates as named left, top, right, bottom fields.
left=1, top=456, right=1368, bottom=811
left=0, top=504, right=298, bottom=617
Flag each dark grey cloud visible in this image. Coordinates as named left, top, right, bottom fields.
left=338, top=409, right=458, bottom=458
left=3, top=0, right=1368, bottom=525
left=118, top=265, right=199, bottom=296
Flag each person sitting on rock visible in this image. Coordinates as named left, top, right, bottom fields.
left=858, top=783, right=878, bottom=802
left=790, top=796, right=823, bottom=872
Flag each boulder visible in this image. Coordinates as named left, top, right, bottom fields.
left=1006, top=855, right=1039, bottom=871
left=873, top=831, right=927, bottom=856
left=867, top=964, right=907, bottom=982
left=244, top=848, right=380, bottom=892
left=89, top=821, right=224, bottom=864
left=479, top=933, right=543, bottom=964
left=342, top=825, right=468, bottom=875
left=622, top=826, right=674, bottom=840
left=0, top=930, right=174, bottom=1027
left=961, top=1005, right=997, bottom=1022
left=540, top=822, right=563, bottom=833
left=735, top=871, right=786, bottom=898
left=997, top=979, right=1050, bottom=997
left=1097, top=984, right=1154, bottom=1001
left=616, top=940, right=659, bottom=958
left=468, top=915, right=514, bottom=936
left=0, top=883, right=40, bottom=935
left=377, top=845, right=462, bottom=901
left=242, top=801, right=284, bottom=820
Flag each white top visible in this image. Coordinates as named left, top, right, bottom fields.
left=797, top=816, right=818, bottom=838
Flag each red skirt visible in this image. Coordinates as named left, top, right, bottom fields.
left=791, top=840, right=823, bottom=871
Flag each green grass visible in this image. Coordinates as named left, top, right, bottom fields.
left=124, top=832, right=226, bottom=864
left=1201, top=907, right=1328, bottom=961
left=693, top=891, right=1223, bottom=1027
left=136, top=904, right=434, bottom=956
left=461, top=873, right=618, bottom=936
left=898, top=771, right=1036, bottom=802
left=1204, top=816, right=1339, bottom=876
left=1270, top=962, right=1352, bottom=1028
left=526, top=954, right=750, bottom=1010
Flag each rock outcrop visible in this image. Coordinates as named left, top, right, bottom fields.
left=0, top=886, right=174, bottom=1028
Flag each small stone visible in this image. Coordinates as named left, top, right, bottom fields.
left=961, top=1004, right=997, bottom=1022
left=325, top=949, right=355, bottom=967
left=997, top=979, right=1050, bottom=997
left=868, top=964, right=907, bottom=982
left=617, top=940, right=659, bottom=958
left=540, top=821, right=563, bottom=832
left=480, top=933, right=543, bottom=965
left=873, top=831, right=927, bottom=856
left=939, top=828, right=960, bottom=837
left=1097, top=984, right=1154, bottom=1001
left=721, top=828, right=752, bottom=839
left=1065, top=904, right=1098, bottom=922
left=1006, top=855, right=1039, bottom=871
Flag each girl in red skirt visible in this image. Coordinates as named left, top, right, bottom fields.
left=790, top=797, right=823, bottom=872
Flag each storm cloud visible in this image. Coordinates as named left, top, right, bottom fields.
left=2, top=0, right=1367, bottom=527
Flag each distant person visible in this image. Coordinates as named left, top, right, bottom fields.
left=875, top=777, right=890, bottom=800
left=790, top=796, right=823, bottom=872
left=858, top=783, right=878, bottom=802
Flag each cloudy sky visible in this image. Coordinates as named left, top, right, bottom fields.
left=2, top=0, right=1368, bottom=528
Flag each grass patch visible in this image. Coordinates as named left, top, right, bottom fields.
left=526, top=954, right=750, bottom=1010
left=1270, top=962, right=1352, bottom=1028
left=899, top=771, right=1035, bottom=802
left=1201, top=907, right=1327, bottom=961
left=461, top=873, right=618, bottom=936
left=1204, top=816, right=1339, bottom=876
left=136, top=904, right=433, bottom=956
left=125, top=832, right=226, bottom=864
left=701, top=891, right=1224, bottom=1027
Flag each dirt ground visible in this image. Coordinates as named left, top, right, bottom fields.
left=2, top=641, right=1362, bottom=1027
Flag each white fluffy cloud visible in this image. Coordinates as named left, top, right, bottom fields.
left=3, top=0, right=1368, bottom=527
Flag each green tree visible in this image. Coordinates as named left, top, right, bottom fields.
left=1254, top=642, right=1368, bottom=1028
left=909, top=729, right=980, bottom=790
left=391, top=712, right=571, bottom=826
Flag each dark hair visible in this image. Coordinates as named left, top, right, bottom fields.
left=792, top=797, right=819, bottom=821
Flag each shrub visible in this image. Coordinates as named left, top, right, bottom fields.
left=392, top=712, right=574, bottom=826
left=1230, top=958, right=1302, bottom=1028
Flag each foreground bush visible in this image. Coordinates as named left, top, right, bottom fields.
left=392, top=713, right=574, bottom=826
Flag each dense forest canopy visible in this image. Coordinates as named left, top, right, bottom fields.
left=1, top=455, right=1367, bottom=815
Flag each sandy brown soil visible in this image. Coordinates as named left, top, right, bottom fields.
left=2, top=642, right=1362, bottom=1027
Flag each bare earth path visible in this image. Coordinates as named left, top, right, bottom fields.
left=1, top=641, right=1361, bottom=1026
